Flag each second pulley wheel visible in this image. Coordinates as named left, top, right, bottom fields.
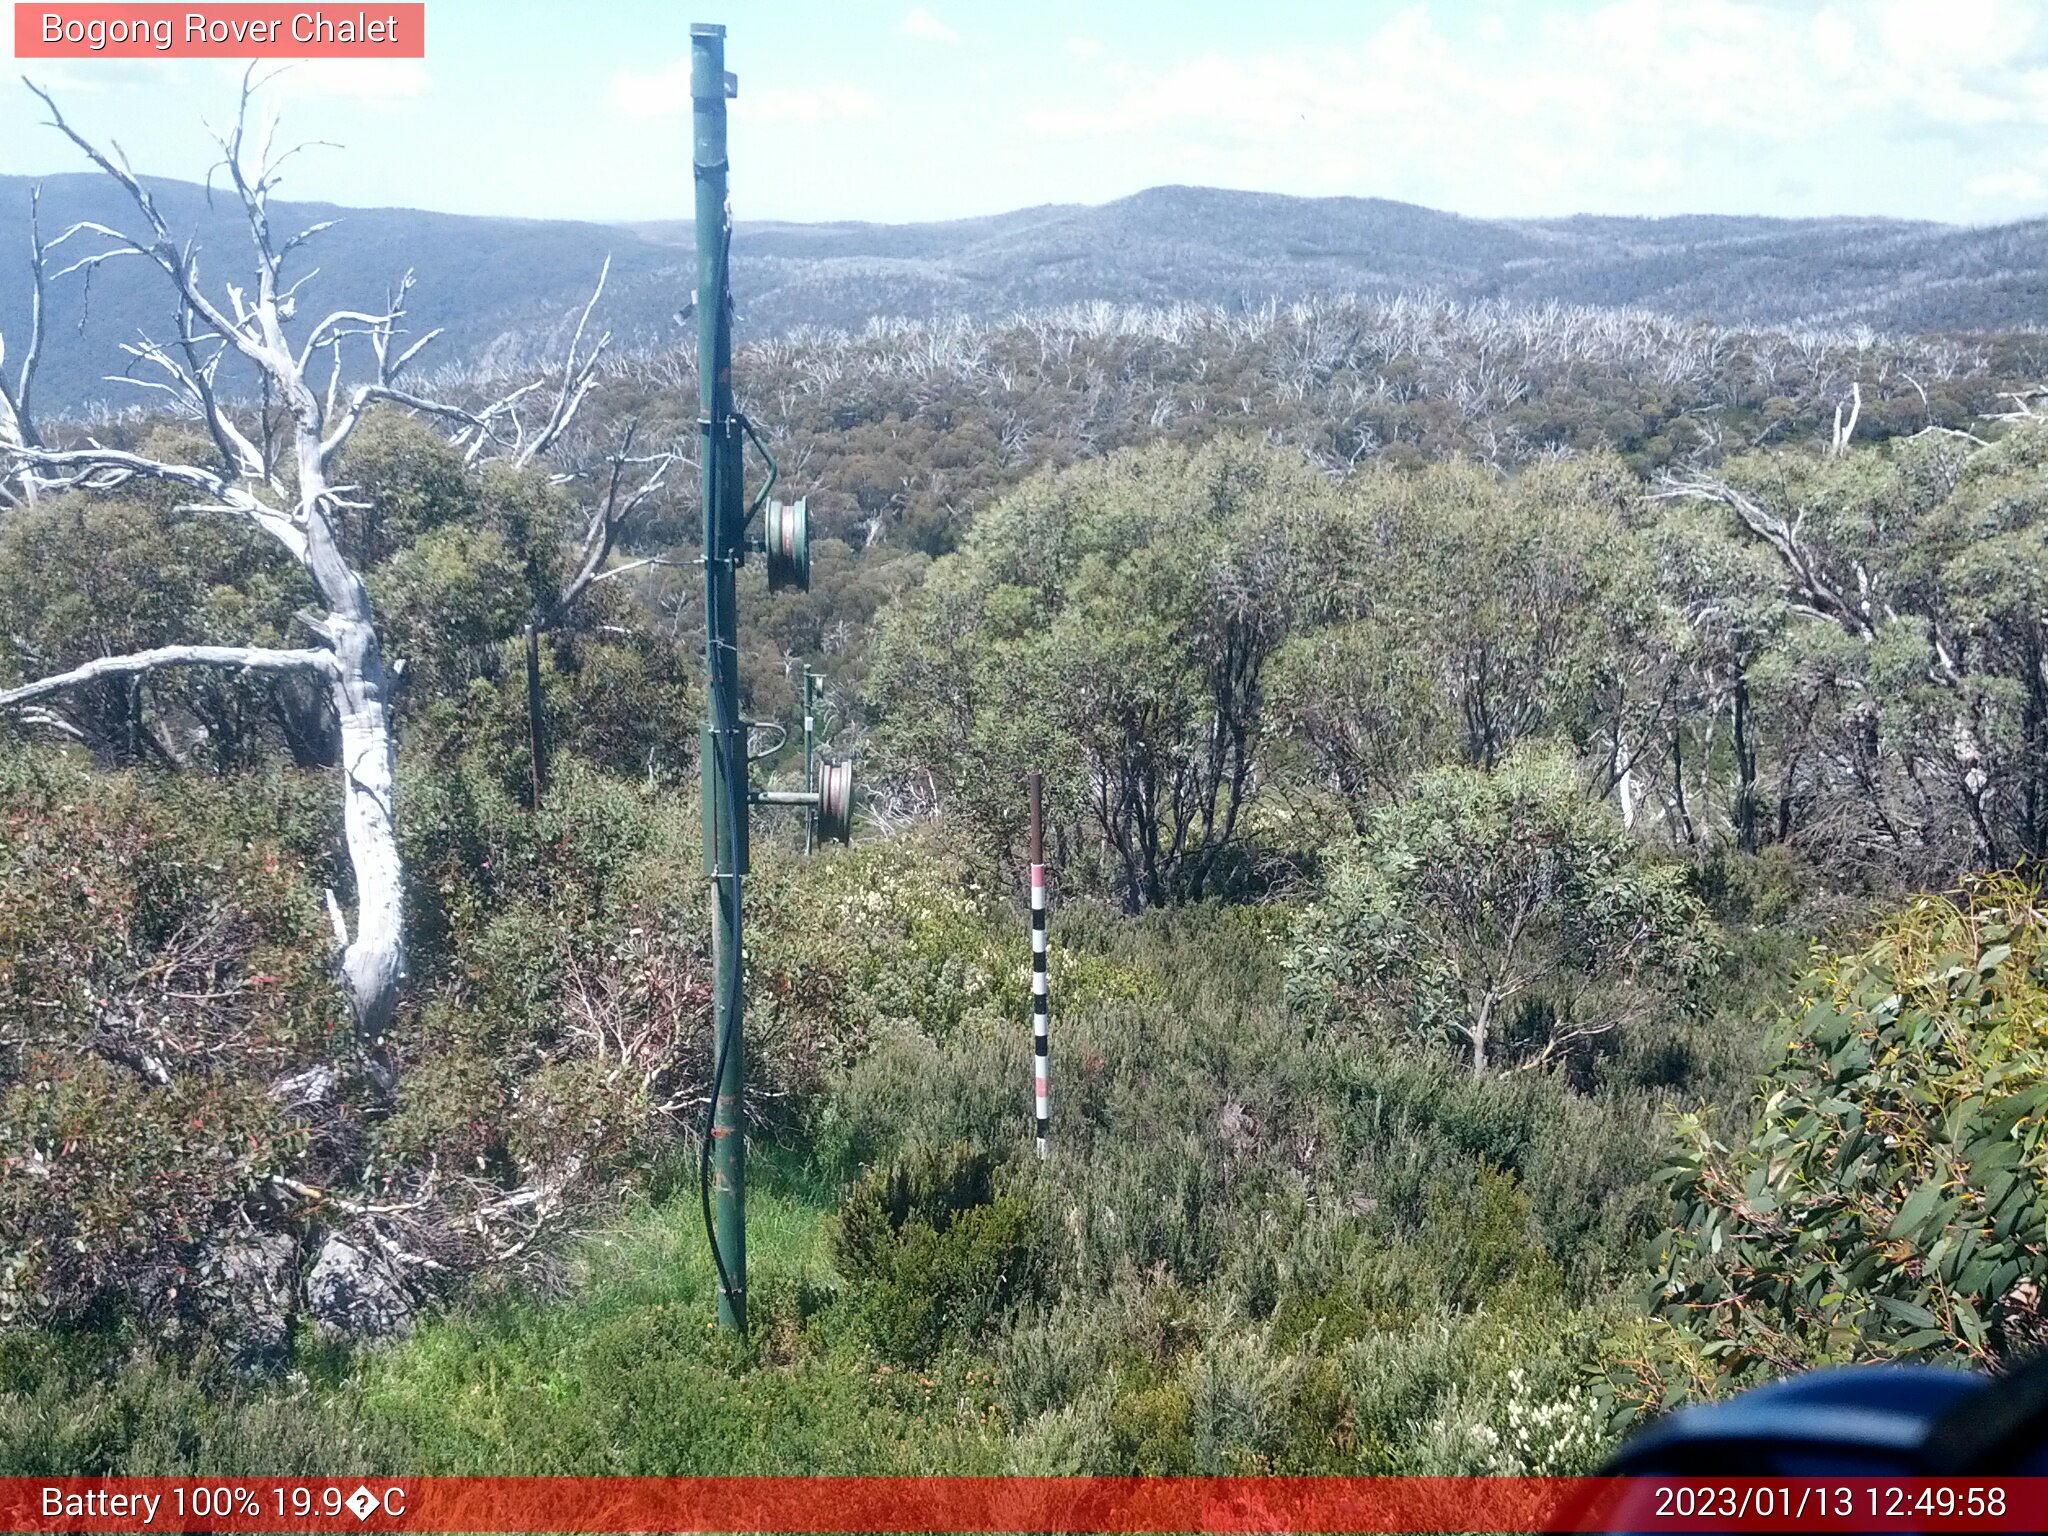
left=815, top=757, right=854, bottom=844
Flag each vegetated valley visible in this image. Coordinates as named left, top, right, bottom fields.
left=5, top=162, right=2048, bottom=1476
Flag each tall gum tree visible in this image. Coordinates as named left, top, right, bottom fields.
left=0, top=78, right=612, bottom=1081
left=1655, top=427, right=2048, bottom=872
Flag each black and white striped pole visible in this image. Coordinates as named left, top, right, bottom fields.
left=1028, top=770, right=1049, bottom=1160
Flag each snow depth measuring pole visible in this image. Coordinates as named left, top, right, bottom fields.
left=691, top=22, right=854, bottom=1334
left=1028, top=771, right=1050, bottom=1159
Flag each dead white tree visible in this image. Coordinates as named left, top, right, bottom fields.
left=521, top=421, right=679, bottom=802
left=1828, top=380, right=1862, bottom=459
left=0, top=186, right=48, bottom=510
left=1655, top=467, right=2001, bottom=861
left=0, top=77, right=608, bottom=1082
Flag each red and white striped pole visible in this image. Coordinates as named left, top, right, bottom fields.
left=1027, top=770, right=1049, bottom=1160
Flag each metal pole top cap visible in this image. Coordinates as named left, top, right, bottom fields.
left=691, top=23, right=726, bottom=37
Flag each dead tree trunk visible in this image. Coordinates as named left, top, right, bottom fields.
left=0, top=78, right=608, bottom=1075
left=520, top=419, right=676, bottom=804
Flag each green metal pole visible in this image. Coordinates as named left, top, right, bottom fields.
left=692, top=20, right=746, bottom=1334
left=804, top=670, right=817, bottom=856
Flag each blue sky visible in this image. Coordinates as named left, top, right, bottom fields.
left=4, top=0, right=2047, bottom=226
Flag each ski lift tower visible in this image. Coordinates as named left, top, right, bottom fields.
left=692, top=21, right=853, bottom=1335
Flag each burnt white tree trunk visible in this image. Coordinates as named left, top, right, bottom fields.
left=0, top=79, right=609, bottom=1074
left=1657, top=468, right=2003, bottom=864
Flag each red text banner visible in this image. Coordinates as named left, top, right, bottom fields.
left=13, top=5, right=425, bottom=58
left=2, top=1477, right=2048, bottom=1533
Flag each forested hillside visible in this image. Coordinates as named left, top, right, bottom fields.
left=661, top=189, right=2048, bottom=339
left=6, top=123, right=2048, bottom=1478
left=9, top=172, right=2048, bottom=414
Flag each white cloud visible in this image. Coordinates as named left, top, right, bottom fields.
left=1964, top=143, right=2048, bottom=208
left=1017, top=0, right=2048, bottom=216
left=608, top=58, right=693, bottom=122
left=13, top=61, right=117, bottom=95
left=1874, top=0, right=2035, bottom=73
left=1809, top=7, right=1859, bottom=79
left=1066, top=36, right=1102, bottom=59
left=733, top=85, right=883, bottom=127
left=608, top=59, right=881, bottom=127
left=235, top=58, right=431, bottom=102
left=896, top=8, right=958, bottom=44
left=1969, top=168, right=2048, bottom=201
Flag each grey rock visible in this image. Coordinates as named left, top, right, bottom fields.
left=270, top=1063, right=342, bottom=1108
left=303, top=1234, right=415, bottom=1342
left=199, top=1229, right=301, bottom=1364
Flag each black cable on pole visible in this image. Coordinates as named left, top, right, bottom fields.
left=738, top=412, right=778, bottom=520
left=698, top=635, right=747, bottom=1329
left=697, top=212, right=746, bottom=1334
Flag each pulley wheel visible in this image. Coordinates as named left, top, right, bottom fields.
left=765, top=497, right=810, bottom=593
left=815, top=757, right=854, bottom=845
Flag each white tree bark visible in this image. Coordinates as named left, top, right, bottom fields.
left=0, top=79, right=607, bottom=1075
left=1657, top=469, right=2003, bottom=861
left=1614, top=727, right=1640, bottom=831
left=0, top=187, right=48, bottom=510
left=0, top=644, right=338, bottom=707
left=1829, top=381, right=1862, bottom=459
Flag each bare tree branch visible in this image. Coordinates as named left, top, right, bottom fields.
left=547, top=428, right=677, bottom=624
left=519, top=256, right=612, bottom=467
left=0, top=643, right=339, bottom=709
left=13, top=704, right=86, bottom=741
left=8, top=442, right=310, bottom=559
left=1654, top=471, right=1872, bottom=641
left=582, top=555, right=690, bottom=587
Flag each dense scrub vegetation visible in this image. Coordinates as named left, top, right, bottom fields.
left=1640, top=877, right=2048, bottom=1391
left=6, top=271, right=2048, bottom=1474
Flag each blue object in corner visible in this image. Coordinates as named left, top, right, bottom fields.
left=1606, top=1364, right=1992, bottom=1476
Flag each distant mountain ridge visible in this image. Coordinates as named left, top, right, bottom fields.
left=3, top=176, right=2043, bottom=413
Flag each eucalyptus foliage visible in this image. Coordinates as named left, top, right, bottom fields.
left=1286, top=747, right=1717, bottom=1076
left=1648, top=877, right=2048, bottom=1384
left=869, top=437, right=1342, bottom=908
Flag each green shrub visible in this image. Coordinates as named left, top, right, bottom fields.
left=1187, top=1324, right=1307, bottom=1472
left=0, top=1330, right=396, bottom=1474
left=1108, top=1376, right=1197, bottom=1473
left=1421, top=1163, right=1560, bottom=1313
left=834, top=1143, right=1048, bottom=1362
left=0, top=751, right=345, bottom=1333
left=808, top=1027, right=1026, bottom=1186
left=1286, top=745, right=1718, bottom=1077
left=1337, top=1301, right=1619, bottom=1474
left=748, top=831, right=1011, bottom=1059
left=1639, top=876, right=2048, bottom=1402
